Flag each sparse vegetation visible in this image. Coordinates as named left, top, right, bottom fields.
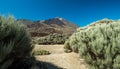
left=35, top=33, right=68, bottom=45
left=33, top=50, right=51, bottom=55
left=64, top=19, right=120, bottom=69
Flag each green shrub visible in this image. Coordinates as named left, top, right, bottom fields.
left=32, top=38, right=37, bottom=44
left=0, top=15, right=34, bottom=69
left=64, top=40, right=72, bottom=53
left=64, top=32, right=80, bottom=53
left=65, top=20, right=120, bottom=69
left=36, top=33, right=68, bottom=45
left=33, top=50, right=51, bottom=55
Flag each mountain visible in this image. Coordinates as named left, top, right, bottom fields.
left=17, top=17, right=79, bottom=37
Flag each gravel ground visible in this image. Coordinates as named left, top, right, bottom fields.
left=34, top=45, right=88, bottom=69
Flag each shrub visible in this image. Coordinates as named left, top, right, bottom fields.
left=64, top=32, right=80, bottom=53
left=64, top=40, right=72, bottom=53
left=36, top=33, right=68, bottom=45
left=0, top=15, right=35, bottom=69
left=33, top=50, right=51, bottom=55
left=64, top=20, right=120, bottom=69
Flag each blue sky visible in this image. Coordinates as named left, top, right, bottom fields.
left=0, top=0, right=120, bottom=26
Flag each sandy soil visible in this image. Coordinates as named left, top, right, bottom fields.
left=34, top=45, right=88, bottom=69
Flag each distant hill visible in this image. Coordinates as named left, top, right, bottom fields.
left=17, top=17, right=79, bottom=37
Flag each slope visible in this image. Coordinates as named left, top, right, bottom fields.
left=17, top=17, right=79, bottom=37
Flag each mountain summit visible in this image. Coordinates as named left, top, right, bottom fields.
left=18, top=17, right=79, bottom=37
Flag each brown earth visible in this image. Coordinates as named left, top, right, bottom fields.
left=34, top=45, right=88, bottom=69
left=17, top=18, right=79, bottom=37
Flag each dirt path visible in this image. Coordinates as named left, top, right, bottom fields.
left=34, top=45, right=88, bottom=69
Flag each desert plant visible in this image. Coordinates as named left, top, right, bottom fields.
left=64, top=32, right=80, bottom=53
left=64, top=39, right=72, bottom=53
left=33, top=50, right=51, bottom=55
left=65, top=20, right=120, bottom=69
left=36, top=33, right=68, bottom=45
left=0, top=15, right=35, bottom=69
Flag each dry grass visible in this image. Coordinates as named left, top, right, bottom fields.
left=34, top=45, right=88, bottom=69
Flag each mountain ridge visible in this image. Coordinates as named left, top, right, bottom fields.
left=17, top=17, right=79, bottom=37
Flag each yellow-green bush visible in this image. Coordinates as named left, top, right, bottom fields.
left=64, top=19, right=120, bottom=69
left=64, top=40, right=72, bottom=53
left=33, top=50, right=51, bottom=55
left=36, top=33, right=68, bottom=45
